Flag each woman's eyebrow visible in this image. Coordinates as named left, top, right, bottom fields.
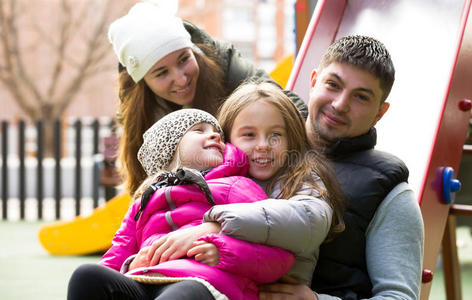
left=150, top=50, right=189, bottom=75
left=150, top=66, right=166, bottom=75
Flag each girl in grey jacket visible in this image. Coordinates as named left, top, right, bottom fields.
left=207, top=81, right=346, bottom=285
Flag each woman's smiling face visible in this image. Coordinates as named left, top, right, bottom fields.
left=144, top=48, right=200, bottom=106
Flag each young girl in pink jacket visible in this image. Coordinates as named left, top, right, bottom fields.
left=67, top=109, right=294, bottom=300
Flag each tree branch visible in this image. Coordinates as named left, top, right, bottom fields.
left=0, top=0, right=14, bottom=75
left=0, top=0, right=40, bottom=119
left=56, top=0, right=114, bottom=115
left=47, top=0, right=72, bottom=99
left=1, top=0, right=126, bottom=120
left=9, top=0, right=44, bottom=106
left=58, top=1, right=93, bottom=70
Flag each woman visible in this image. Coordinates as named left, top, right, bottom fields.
left=108, top=0, right=306, bottom=195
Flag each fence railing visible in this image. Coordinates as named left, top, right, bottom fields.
left=0, top=118, right=121, bottom=221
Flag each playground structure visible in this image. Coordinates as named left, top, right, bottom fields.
left=288, top=0, right=472, bottom=299
left=38, top=0, right=472, bottom=299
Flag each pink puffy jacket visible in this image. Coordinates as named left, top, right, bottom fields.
left=99, top=143, right=295, bottom=300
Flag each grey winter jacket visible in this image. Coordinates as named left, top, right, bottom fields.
left=203, top=175, right=332, bottom=286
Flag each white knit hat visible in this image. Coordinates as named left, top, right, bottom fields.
left=108, top=0, right=193, bottom=83
left=137, top=109, right=223, bottom=177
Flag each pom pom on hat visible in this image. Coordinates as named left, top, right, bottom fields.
left=137, top=109, right=223, bottom=177
left=108, top=0, right=193, bottom=82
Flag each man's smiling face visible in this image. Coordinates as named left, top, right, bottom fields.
left=307, top=62, right=389, bottom=145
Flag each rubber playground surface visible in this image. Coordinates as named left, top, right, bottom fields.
left=1, top=221, right=471, bottom=300
left=0, top=221, right=100, bottom=300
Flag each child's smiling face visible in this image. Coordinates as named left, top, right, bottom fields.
left=229, top=101, right=288, bottom=181
left=170, top=122, right=225, bottom=171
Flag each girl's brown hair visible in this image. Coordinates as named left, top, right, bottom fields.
left=117, top=44, right=227, bottom=195
left=218, top=81, right=345, bottom=241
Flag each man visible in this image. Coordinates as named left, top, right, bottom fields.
left=259, top=35, right=424, bottom=299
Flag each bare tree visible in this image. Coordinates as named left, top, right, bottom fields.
left=0, top=0, right=129, bottom=155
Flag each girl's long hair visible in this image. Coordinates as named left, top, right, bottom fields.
left=218, top=81, right=346, bottom=241
left=117, top=44, right=226, bottom=195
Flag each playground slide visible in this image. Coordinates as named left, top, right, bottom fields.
left=288, top=1, right=472, bottom=299
left=269, top=54, right=294, bottom=89
left=38, top=193, right=132, bottom=255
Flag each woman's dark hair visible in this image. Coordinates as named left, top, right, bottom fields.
left=117, top=44, right=227, bottom=195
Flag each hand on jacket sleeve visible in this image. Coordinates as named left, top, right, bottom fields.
left=204, top=197, right=332, bottom=255
left=142, top=222, right=221, bottom=266
left=199, top=234, right=295, bottom=284
left=128, top=246, right=155, bottom=271
left=187, top=240, right=220, bottom=266
left=99, top=204, right=140, bottom=271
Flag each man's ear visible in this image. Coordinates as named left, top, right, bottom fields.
left=372, top=102, right=390, bottom=126
left=310, top=69, right=318, bottom=88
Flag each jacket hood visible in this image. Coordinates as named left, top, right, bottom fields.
left=205, top=143, right=248, bottom=180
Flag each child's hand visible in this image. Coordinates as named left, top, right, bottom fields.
left=147, top=222, right=221, bottom=266
left=129, top=246, right=152, bottom=270
left=187, top=240, right=220, bottom=266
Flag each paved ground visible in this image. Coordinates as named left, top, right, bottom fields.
left=0, top=221, right=100, bottom=300
left=0, top=221, right=471, bottom=300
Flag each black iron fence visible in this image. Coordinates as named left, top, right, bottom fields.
left=0, top=118, right=121, bottom=221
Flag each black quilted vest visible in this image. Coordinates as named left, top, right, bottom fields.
left=311, top=128, right=409, bottom=299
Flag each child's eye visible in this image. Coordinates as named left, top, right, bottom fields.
left=242, top=132, right=255, bottom=138
left=211, top=125, right=221, bottom=134
left=268, top=133, right=283, bottom=147
left=191, top=125, right=204, bottom=132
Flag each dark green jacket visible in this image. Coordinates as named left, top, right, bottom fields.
left=183, top=21, right=307, bottom=118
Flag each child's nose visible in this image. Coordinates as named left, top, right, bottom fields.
left=255, top=138, right=270, bottom=151
left=208, top=131, right=221, bottom=141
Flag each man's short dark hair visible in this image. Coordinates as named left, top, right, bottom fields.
left=319, top=35, right=395, bottom=102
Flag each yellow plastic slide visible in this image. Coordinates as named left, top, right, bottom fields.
left=38, top=193, right=132, bottom=255
left=269, top=54, right=294, bottom=89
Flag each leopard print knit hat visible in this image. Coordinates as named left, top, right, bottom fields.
left=137, top=109, right=223, bottom=177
